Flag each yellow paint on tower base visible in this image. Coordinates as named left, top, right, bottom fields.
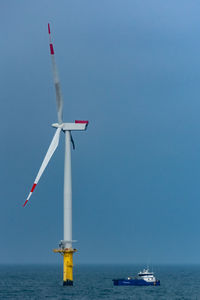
left=53, top=248, right=77, bottom=286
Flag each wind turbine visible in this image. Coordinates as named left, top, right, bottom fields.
left=23, top=23, right=89, bottom=286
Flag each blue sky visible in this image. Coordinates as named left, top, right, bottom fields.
left=2, top=0, right=200, bottom=264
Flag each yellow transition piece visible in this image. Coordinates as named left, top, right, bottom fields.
left=53, top=248, right=77, bottom=285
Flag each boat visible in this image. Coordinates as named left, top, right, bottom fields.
left=113, top=267, right=160, bottom=286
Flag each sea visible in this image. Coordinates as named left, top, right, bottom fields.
left=0, top=264, right=200, bottom=299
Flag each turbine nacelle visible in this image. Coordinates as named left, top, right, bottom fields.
left=52, top=120, right=89, bottom=131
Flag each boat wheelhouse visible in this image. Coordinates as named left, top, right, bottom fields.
left=138, top=268, right=156, bottom=283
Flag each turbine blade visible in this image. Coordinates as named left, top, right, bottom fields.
left=70, top=132, right=75, bottom=150
left=48, top=23, right=63, bottom=124
left=23, top=127, right=61, bottom=207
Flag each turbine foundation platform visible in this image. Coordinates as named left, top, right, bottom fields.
left=53, top=248, right=77, bottom=286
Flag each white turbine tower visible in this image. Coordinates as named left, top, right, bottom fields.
left=23, top=24, right=89, bottom=286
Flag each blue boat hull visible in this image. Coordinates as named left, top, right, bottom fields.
left=113, top=279, right=160, bottom=286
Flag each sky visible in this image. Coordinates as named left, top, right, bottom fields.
left=1, top=0, right=200, bottom=265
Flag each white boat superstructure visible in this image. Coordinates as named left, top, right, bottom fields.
left=138, top=268, right=156, bottom=283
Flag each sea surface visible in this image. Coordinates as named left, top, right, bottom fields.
left=0, top=264, right=200, bottom=299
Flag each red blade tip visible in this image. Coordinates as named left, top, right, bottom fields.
left=23, top=200, right=28, bottom=207
left=48, top=23, right=51, bottom=34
